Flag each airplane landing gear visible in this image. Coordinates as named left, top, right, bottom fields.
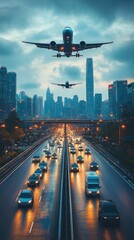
left=57, top=53, right=61, bottom=58
left=76, top=53, right=80, bottom=57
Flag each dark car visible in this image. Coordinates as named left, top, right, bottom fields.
left=34, top=168, right=43, bottom=178
left=32, top=155, right=41, bottom=163
left=70, top=163, right=79, bottom=172
left=85, top=148, right=91, bottom=155
left=90, top=161, right=99, bottom=170
left=45, top=151, right=51, bottom=158
left=39, top=161, right=48, bottom=172
left=27, top=174, right=40, bottom=187
left=17, top=189, right=34, bottom=207
left=78, top=145, right=83, bottom=151
left=98, top=200, right=120, bottom=225
left=77, top=155, right=84, bottom=163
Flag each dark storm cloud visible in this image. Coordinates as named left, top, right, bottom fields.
left=19, top=82, right=41, bottom=89
left=0, top=6, right=30, bottom=32
left=58, top=65, right=83, bottom=81
left=1, top=0, right=134, bottom=30
left=10, top=0, right=134, bottom=23
left=107, top=41, right=134, bottom=66
left=0, top=38, right=22, bottom=56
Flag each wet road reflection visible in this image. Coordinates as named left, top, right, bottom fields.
left=70, top=137, right=131, bottom=240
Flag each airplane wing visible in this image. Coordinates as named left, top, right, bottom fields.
left=51, top=83, right=65, bottom=87
left=72, top=41, right=113, bottom=52
left=69, top=83, right=82, bottom=87
left=22, top=41, right=64, bottom=52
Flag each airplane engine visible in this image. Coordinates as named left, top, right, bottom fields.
left=50, top=41, right=56, bottom=49
left=79, top=41, right=86, bottom=49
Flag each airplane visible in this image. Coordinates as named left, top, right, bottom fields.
left=51, top=81, right=82, bottom=88
left=22, top=26, right=113, bottom=58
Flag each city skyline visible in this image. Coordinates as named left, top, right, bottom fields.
left=0, top=1, right=134, bottom=101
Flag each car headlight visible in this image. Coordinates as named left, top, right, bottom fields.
left=27, top=181, right=30, bottom=183
left=36, top=181, right=38, bottom=184
left=97, top=165, right=99, bottom=167
left=18, top=200, right=21, bottom=203
left=103, top=216, right=107, bottom=219
left=28, top=200, right=32, bottom=203
left=97, top=191, right=100, bottom=194
left=116, top=217, right=119, bottom=219
left=89, top=191, right=92, bottom=194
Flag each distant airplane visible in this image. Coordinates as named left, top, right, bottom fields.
left=51, top=81, right=82, bottom=88
left=22, top=26, right=113, bottom=58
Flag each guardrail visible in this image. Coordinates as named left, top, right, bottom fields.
left=84, top=139, right=134, bottom=184
left=0, top=136, right=49, bottom=183
left=58, top=137, right=74, bottom=240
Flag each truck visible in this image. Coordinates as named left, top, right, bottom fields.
left=85, top=171, right=100, bottom=196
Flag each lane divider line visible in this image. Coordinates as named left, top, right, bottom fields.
left=29, top=221, right=34, bottom=234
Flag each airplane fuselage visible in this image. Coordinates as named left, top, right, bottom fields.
left=63, top=27, right=73, bottom=57
left=65, top=81, right=70, bottom=88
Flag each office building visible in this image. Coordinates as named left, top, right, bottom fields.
left=0, top=66, right=8, bottom=119
left=7, top=72, right=16, bottom=114
left=108, top=84, right=114, bottom=118
left=86, top=58, right=94, bottom=119
left=95, top=94, right=102, bottom=119
left=113, top=80, right=127, bottom=119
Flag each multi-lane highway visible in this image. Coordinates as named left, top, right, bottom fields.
left=0, top=138, right=63, bottom=240
left=70, top=140, right=134, bottom=240
left=0, top=130, right=134, bottom=240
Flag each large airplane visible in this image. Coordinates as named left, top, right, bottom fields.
left=22, top=26, right=113, bottom=58
left=51, top=81, right=82, bottom=88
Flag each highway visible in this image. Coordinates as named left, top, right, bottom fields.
left=70, top=139, right=134, bottom=240
left=0, top=131, right=134, bottom=240
left=0, top=138, right=63, bottom=240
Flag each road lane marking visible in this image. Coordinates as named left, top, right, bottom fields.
left=39, top=195, right=42, bottom=203
left=86, top=143, right=134, bottom=190
left=29, top=221, right=34, bottom=234
left=15, top=190, right=22, bottom=202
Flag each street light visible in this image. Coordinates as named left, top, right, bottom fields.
left=119, top=124, right=126, bottom=145
left=0, top=124, right=6, bottom=159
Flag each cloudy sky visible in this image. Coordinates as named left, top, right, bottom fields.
left=0, top=0, right=134, bottom=101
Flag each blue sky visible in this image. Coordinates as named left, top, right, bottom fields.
left=0, top=0, right=134, bottom=101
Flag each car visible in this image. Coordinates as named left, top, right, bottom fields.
left=32, top=155, right=41, bottom=163
left=77, top=155, right=84, bottom=163
left=90, top=161, right=99, bottom=170
left=70, top=147, right=76, bottom=154
left=43, top=146, right=49, bottom=153
left=78, top=146, right=83, bottom=151
left=57, top=143, right=62, bottom=148
left=85, top=148, right=91, bottom=155
left=49, top=141, right=54, bottom=147
left=39, top=161, right=48, bottom=172
left=45, top=150, right=51, bottom=158
left=17, top=189, right=34, bottom=207
left=27, top=174, right=40, bottom=187
left=98, top=200, right=120, bottom=225
left=34, top=168, right=43, bottom=178
left=70, top=163, right=79, bottom=172
left=52, top=153, right=58, bottom=159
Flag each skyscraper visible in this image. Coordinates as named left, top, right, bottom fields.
left=113, top=80, right=127, bottom=119
left=7, top=72, right=16, bottom=114
left=95, top=93, right=102, bottom=119
left=108, top=84, right=114, bottom=118
left=0, top=66, right=8, bottom=119
left=86, top=58, right=94, bottom=119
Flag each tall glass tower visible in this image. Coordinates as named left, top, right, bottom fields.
left=86, top=58, right=94, bottom=119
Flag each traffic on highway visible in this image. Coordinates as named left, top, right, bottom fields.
left=0, top=127, right=134, bottom=240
